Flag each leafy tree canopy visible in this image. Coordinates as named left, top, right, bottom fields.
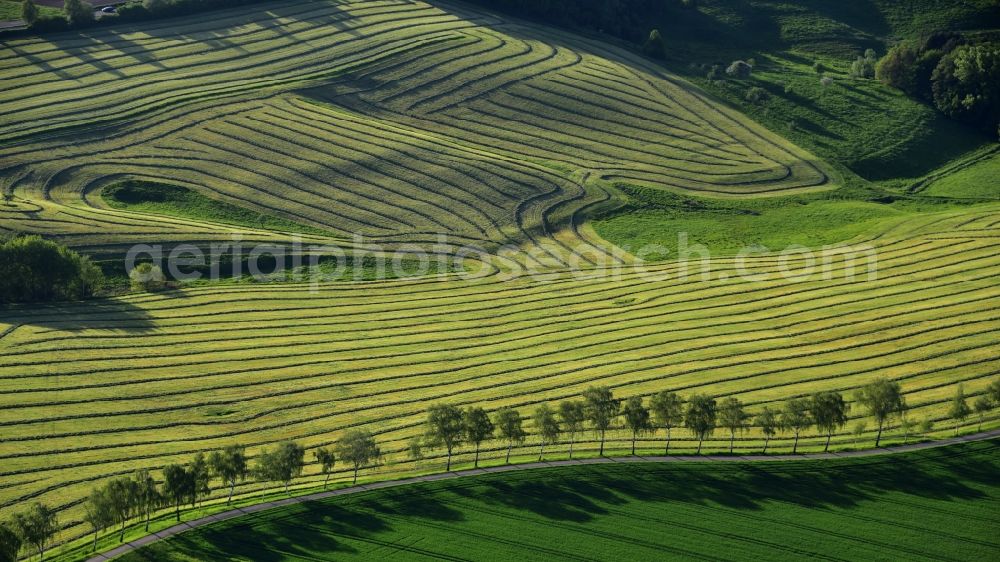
left=0, top=235, right=103, bottom=303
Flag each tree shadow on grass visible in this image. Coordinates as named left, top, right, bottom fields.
left=796, top=0, right=890, bottom=38
left=788, top=115, right=846, bottom=141
left=0, top=297, right=156, bottom=334
left=469, top=477, right=618, bottom=522
left=462, top=441, right=998, bottom=523
left=129, top=502, right=395, bottom=561
left=839, top=81, right=892, bottom=102
left=122, top=487, right=467, bottom=561
left=121, top=442, right=1000, bottom=561
left=351, top=486, right=465, bottom=522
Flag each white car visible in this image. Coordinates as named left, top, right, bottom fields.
left=100, top=5, right=116, bottom=13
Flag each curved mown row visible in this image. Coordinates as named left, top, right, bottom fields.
left=1, top=207, right=999, bottom=542
left=0, top=0, right=831, bottom=267
left=0, top=0, right=992, bottom=550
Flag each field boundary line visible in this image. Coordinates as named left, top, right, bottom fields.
left=85, top=429, right=1000, bottom=562
left=907, top=145, right=1000, bottom=195
left=0, top=323, right=19, bottom=344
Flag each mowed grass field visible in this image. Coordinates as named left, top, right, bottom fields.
left=648, top=0, right=999, bottom=184
left=0, top=0, right=999, bottom=553
left=3, top=204, right=1000, bottom=546
left=921, top=151, right=1000, bottom=200
left=118, top=440, right=1000, bottom=561
left=0, top=0, right=832, bottom=265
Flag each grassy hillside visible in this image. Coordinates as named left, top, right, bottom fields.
left=0, top=0, right=836, bottom=269
left=650, top=0, right=999, bottom=184
left=3, top=204, right=1000, bottom=547
left=587, top=0, right=1000, bottom=249
left=661, top=0, right=1000, bottom=57
left=102, top=180, right=338, bottom=236
left=591, top=184, right=994, bottom=257
left=921, top=151, right=1000, bottom=199
left=453, top=0, right=999, bottom=182
left=115, top=440, right=1000, bottom=561
left=0, top=0, right=999, bottom=553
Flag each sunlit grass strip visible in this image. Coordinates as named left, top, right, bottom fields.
left=1, top=217, right=999, bottom=541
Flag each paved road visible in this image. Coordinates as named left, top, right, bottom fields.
left=89, top=428, right=1000, bottom=561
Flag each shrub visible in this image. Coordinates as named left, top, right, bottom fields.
left=931, top=44, right=1000, bottom=132
left=812, top=61, right=826, bottom=74
left=28, top=13, right=69, bottom=32
left=876, top=38, right=959, bottom=100
left=820, top=76, right=834, bottom=87
left=914, top=49, right=947, bottom=97
left=643, top=28, right=665, bottom=60
left=877, top=44, right=915, bottom=89
left=707, top=64, right=722, bottom=80
left=64, top=0, right=94, bottom=27
left=407, top=437, right=423, bottom=460
left=745, top=86, right=769, bottom=104
left=21, top=0, right=39, bottom=25
left=0, top=235, right=104, bottom=303
left=725, top=60, right=752, bottom=79
left=850, top=49, right=877, bottom=79
left=850, top=56, right=875, bottom=78
left=922, top=31, right=965, bottom=54
left=129, top=262, right=166, bottom=292
left=142, top=0, right=167, bottom=15
left=115, top=0, right=150, bottom=20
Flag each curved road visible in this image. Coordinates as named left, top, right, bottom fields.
left=89, top=428, right=1000, bottom=561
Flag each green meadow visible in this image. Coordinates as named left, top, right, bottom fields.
left=0, top=0, right=998, bottom=556
left=118, top=440, right=1000, bottom=561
